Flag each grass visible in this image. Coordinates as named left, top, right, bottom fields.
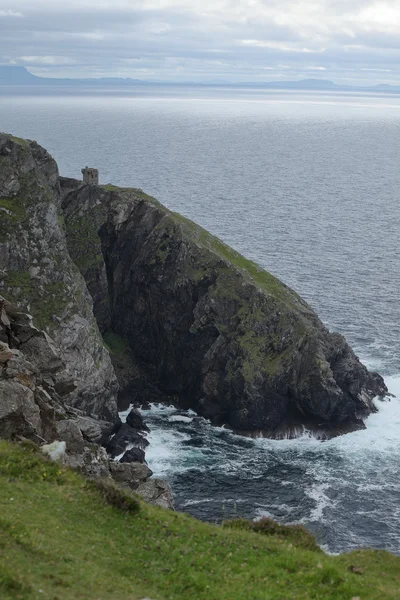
left=1, top=440, right=400, bottom=600
left=4, top=270, right=68, bottom=331
left=8, top=135, right=30, bottom=148
left=64, top=215, right=104, bottom=272
left=103, top=330, right=130, bottom=359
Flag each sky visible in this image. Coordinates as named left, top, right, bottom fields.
left=1, top=0, right=400, bottom=85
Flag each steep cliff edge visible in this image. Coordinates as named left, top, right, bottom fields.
left=61, top=180, right=387, bottom=437
left=0, top=133, right=173, bottom=507
left=0, top=132, right=387, bottom=439
left=0, top=134, right=117, bottom=420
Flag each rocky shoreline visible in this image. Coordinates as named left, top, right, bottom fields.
left=0, top=132, right=388, bottom=506
left=0, top=295, right=173, bottom=508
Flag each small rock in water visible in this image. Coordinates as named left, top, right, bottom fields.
left=126, top=408, right=149, bottom=431
left=107, top=423, right=149, bottom=458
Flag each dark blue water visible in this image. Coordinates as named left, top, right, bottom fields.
left=2, top=85, right=400, bottom=553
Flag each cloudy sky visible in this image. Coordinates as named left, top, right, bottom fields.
left=1, top=0, right=400, bottom=84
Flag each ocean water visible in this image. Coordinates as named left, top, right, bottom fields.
left=1, top=85, right=400, bottom=554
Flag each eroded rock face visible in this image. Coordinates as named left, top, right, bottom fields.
left=61, top=182, right=387, bottom=437
left=0, top=133, right=173, bottom=509
left=0, top=133, right=118, bottom=421
left=136, top=479, right=175, bottom=510
left=109, top=461, right=152, bottom=490
left=0, top=297, right=74, bottom=444
left=0, top=295, right=173, bottom=507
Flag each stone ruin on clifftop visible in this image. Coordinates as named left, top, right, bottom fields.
left=81, top=166, right=99, bottom=185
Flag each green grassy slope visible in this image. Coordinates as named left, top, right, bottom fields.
left=1, top=441, right=399, bottom=600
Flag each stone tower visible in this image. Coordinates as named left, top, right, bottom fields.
left=81, top=166, right=99, bottom=185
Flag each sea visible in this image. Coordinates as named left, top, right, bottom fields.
left=1, top=84, right=399, bottom=555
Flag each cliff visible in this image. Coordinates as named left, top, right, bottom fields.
left=1, top=132, right=387, bottom=447
left=0, top=133, right=396, bottom=599
left=61, top=180, right=386, bottom=437
left=0, top=133, right=173, bottom=508
left=0, top=134, right=117, bottom=420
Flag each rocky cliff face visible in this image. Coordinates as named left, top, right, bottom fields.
left=0, top=131, right=388, bottom=445
left=60, top=181, right=387, bottom=438
left=0, top=295, right=175, bottom=508
left=0, top=133, right=173, bottom=509
left=0, top=134, right=117, bottom=420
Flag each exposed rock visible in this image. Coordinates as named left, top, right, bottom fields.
left=61, top=180, right=387, bottom=437
left=0, top=379, right=42, bottom=440
left=126, top=408, right=149, bottom=431
left=64, top=445, right=111, bottom=479
left=56, top=419, right=86, bottom=453
left=0, top=133, right=118, bottom=421
left=109, top=461, right=152, bottom=490
left=75, top=415, right=118, bottom=445
left=106, top=423, right=149, bottom=458
left=120, top=447, right=146, bottom=464
left=33, top=387, right=59, bottom=441
left=136, top=479, right=175, bottom=510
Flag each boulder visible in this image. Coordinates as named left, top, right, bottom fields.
left=64, top=445, right=111, bottom=479
left=75, top=416, right=118, bottom=445
left=136, top=479, right=174, bottom=510
left=109, top=461, right=152, bottom=490
left=120, top=447, right=146, bottom=464
left=106, top=423, right=149, bottom=458
left=0, top=380, right=42, bottom=440
left=126, top=407, right=149, bottom=431
left=56, top=419, right=86, bottom=453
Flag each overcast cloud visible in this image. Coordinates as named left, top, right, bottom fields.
left=1, top=0, right=400, bottom=84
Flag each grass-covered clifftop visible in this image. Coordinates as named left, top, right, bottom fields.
left=1, top=440, right=400, bottom=600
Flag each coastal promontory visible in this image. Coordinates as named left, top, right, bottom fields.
left=1, top=133, right=387, bottom=446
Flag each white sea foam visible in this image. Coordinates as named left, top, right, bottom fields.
left=115, top=443, right=135, bottom=462
left=118, top=406, right=132, bottom=423
left=123, top=375, right=400, bottom=553
left=168, top=415, right=193, bottom=423
left=303, top=483, right=334, bottom=523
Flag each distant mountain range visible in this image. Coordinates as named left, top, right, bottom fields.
left=1, top=66, right=400, bottom=93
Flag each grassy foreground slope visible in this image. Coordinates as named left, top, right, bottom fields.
left=0, top=441, right=399, bottom=600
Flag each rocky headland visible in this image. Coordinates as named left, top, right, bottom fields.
left=0, top=133, right=387, bottom=503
